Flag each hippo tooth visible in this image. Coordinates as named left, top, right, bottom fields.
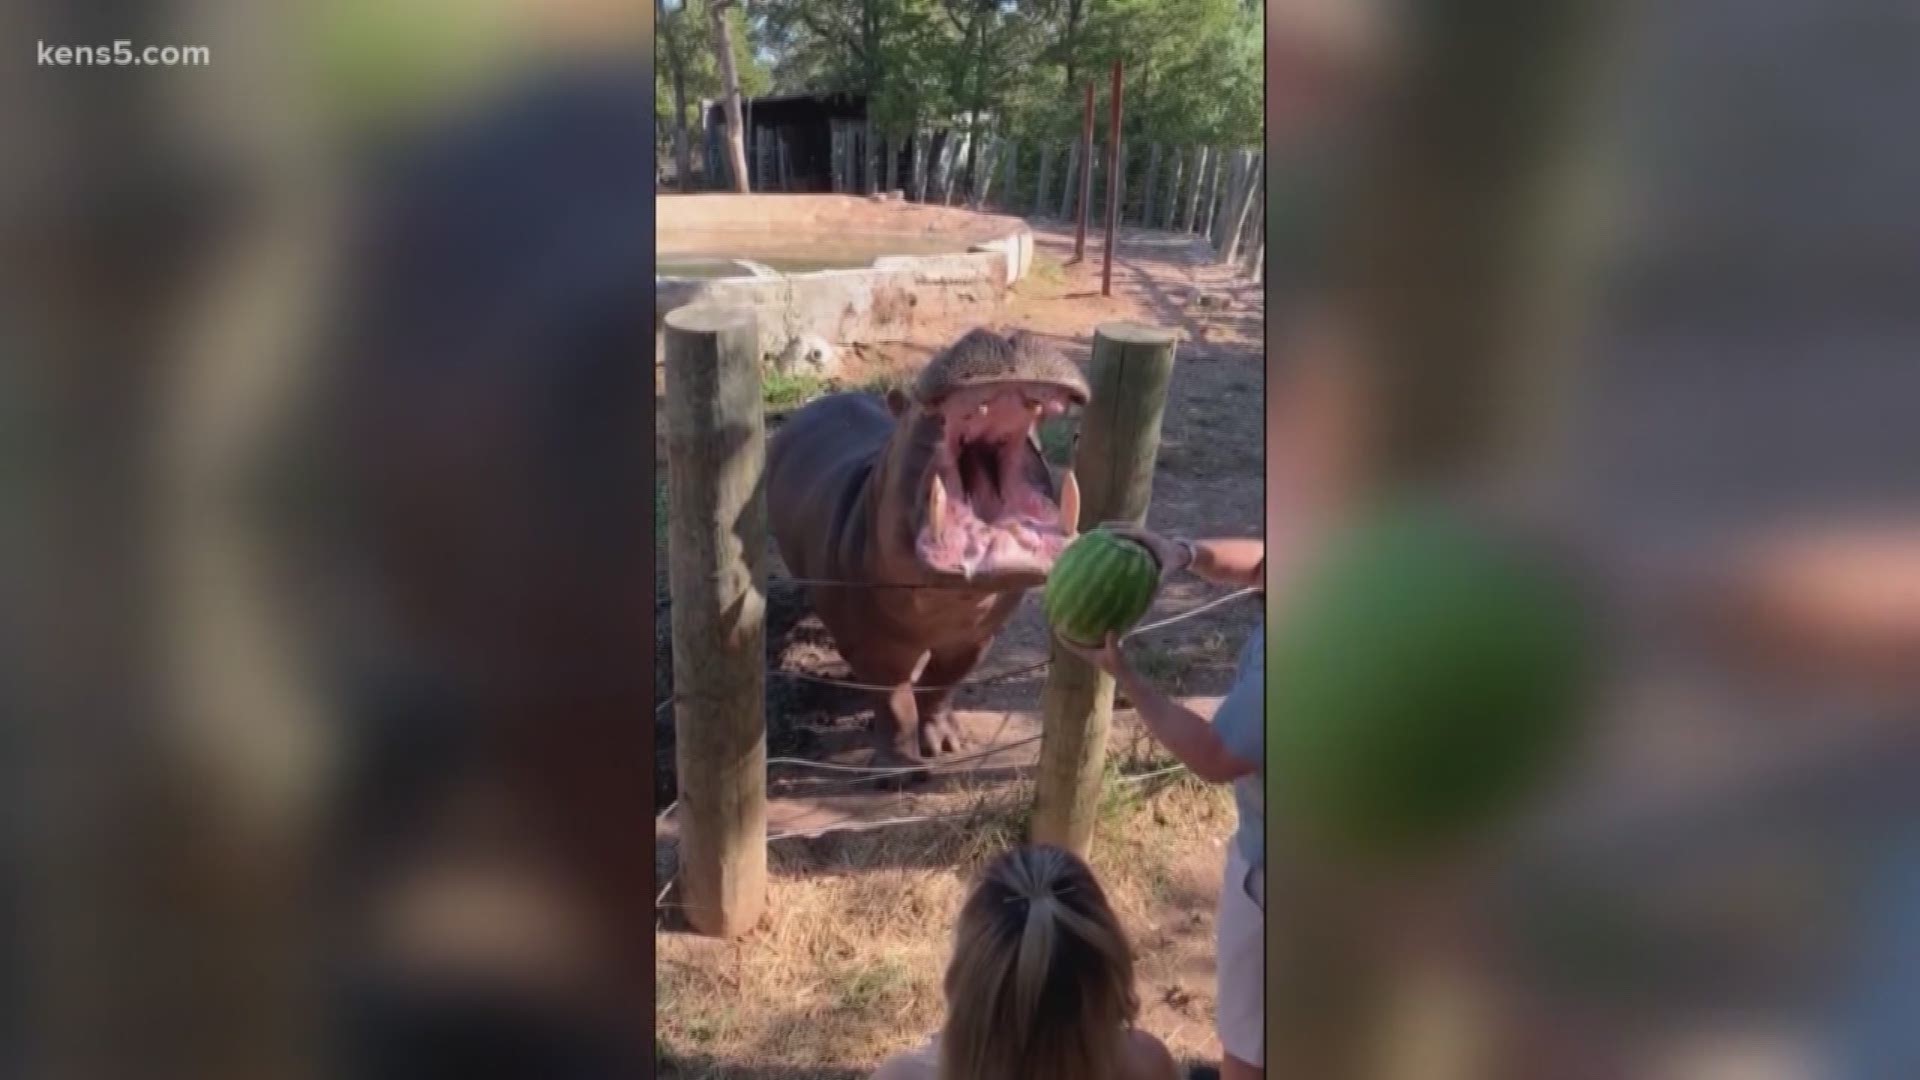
left=976, top=403, right=989, bottom=417
left=929, top=474, right=948, bottom=535
left=1060, top=469, right=1081, bottom=537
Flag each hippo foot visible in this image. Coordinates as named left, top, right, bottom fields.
left=870, top=737, right=933, bottom=789
left=918, top=709, right=971, bottom=758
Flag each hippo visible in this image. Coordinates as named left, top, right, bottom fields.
left=767, top=329, right=1092, bottom=767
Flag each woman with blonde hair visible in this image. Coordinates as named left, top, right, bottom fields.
left=871, top=844, right=1181, bottom=1080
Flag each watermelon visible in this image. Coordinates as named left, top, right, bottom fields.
left=1267, top=504, right=1595, bottom=858
left=1045, top=527, right=1163, bottom=647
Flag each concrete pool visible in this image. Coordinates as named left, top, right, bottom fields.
left=656, top=193, right=1035, bottom=371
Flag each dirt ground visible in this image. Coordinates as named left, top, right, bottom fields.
left=655, top=221, right=1265, bottom=1078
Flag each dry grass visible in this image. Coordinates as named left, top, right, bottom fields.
left=656, top=758, right=1237, bottom=1080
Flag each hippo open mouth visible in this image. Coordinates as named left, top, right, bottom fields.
left=915, top=380, right=1083, bottom=580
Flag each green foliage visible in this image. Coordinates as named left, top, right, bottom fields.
left=308, top=0, right=523, bottom=134
left=751, top=0, right=1261, bottom=151
left=1072, top=0, right=1262, bottom=147
left=761, top=371, right=829, bottom=412
left=656, top=0, right=772, bottom=131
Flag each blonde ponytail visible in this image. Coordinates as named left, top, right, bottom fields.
left=938, top=845, right=1139, bottom=1080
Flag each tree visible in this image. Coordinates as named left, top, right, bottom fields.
left=659, top=0, right=693, bottom=190
left=1077, top=0, right=1260, bottom=149
left=656, top=0, right=771, bottom=189
left=939, top=0, right=991, bottom=198
left=749, top=0, right=1258, bottom=205
left=710, top=0, right=752, bottom=191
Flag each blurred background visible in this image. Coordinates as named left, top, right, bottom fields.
left=4, top=0, right=1920, bottom=1078
left=1266, top=1, right=1920, bottom=1078
left=5, top=2, right=653, bottom=1078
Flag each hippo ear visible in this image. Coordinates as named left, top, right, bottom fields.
left=885, top=387, right=911, bottom=417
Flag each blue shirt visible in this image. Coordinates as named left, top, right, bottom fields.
left=1828, top=823, right=1920, bottom=1077
left=1212, top=625, right=1264, bottom=869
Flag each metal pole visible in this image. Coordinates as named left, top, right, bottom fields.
left=1101, top=60, right=1124, bottom=297
left=1073, top=82, right=1095, bottom=262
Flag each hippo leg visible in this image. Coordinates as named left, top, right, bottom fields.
left=835, top=638, right=932, bottom=768
left=913, top=642, right=987, bottom=757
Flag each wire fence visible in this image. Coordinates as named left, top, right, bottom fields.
left=653, top=584, right=1258, bottom=861
left=656, top=584, right=1257, bottom=708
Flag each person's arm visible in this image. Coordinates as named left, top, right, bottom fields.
left=1106, top=526, right=1267, bottom=591
left=1684, top=524, right=1920, bottom=687
left=1187, top=537, right=1266, bottom=590
left=1061, top=632, right=1257, bottom=783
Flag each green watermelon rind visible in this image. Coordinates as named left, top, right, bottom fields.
left=1046, top=530, right=1160, bottom=647
left=1266, top=506, right=1594, bottom=858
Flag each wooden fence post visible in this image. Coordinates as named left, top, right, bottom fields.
left=913, top=129, right=930, bottom=202
left=1223, top=153, right=1263, bottom=266
left=663, top=306, right=768, bottom=939
left=976, top=135, right=1001, bottom=208
left=1141, top=143, right=1162, bottom=228
left=1208, top=149, right=1241, bottom=251
left=1091, top=156, right=1103, bottom=225
left=1034, top=144, right=1055, bottom=218
left=864, top=118, right=877, bottom=195
left=829, top=126, right=842, bottom=193
left=1201, top=146, right=1226, bottom=241
left=1182, top=146, right=1208, bottom=233
left=1074, top=82, right=1096, bottom=260
left=1204, top=149, right=1226, bottom=244
left=969, top=136, right=990, bottom=208
left=1031, top=322, right=1178, bottom=856
left=1102, top=61, right=1125, bottom=296
left=1242, top=172, right=1267, bottom=279
left=1001, top=140, right=1019, bottom=211
left=1243, top=178, right=1266, bottom=281
left=941, top=128, right=955, bottom=202
left=1059, top=142, right=1080, bottom=221
left=1163, top=150, right=1185, bottom=229
left=930, top=132, right=945, bottom=203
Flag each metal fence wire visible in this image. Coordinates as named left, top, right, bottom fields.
left=652, top=585, right=1259, bottom=824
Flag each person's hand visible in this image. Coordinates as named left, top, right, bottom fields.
left=1056, top=630, right=1132, bottom=678
left=1103, top=523, right=1193, bottom=581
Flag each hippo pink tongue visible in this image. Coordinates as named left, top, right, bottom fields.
left=912, top=381, right=1083, bottom=580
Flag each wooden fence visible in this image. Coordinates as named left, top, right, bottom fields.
left=669, top=109, right=1263, bottom=273
left=844, top=128, right=1265, bottom=273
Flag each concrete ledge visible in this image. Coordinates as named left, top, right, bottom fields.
left=657, top=194, right=1031, bottom=365
left=658, top=193, right=1030, bottom=248
left=657, top=254, right=1007, bottom=366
